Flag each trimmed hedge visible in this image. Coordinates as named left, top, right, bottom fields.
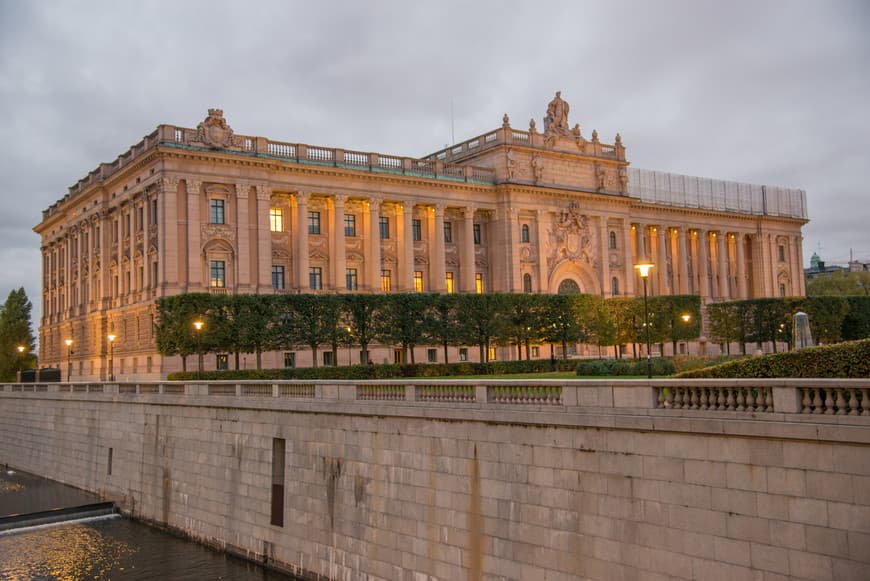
left=168, top=358, right=578, bottom=381
left=675, top=339, right=870, bottom=378
left=575, top=358, right=676, bottom=377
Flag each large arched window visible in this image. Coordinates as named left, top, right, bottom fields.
left=611, top=277, right=620, bottom=296
left=521, top=224, right=530, bottom=243
left=523, top=273, right=533, bottom=293
left=557, top=279, right=581, bottom=295
left=609, top=231, right=617, bottom=249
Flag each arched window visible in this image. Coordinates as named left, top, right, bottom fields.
left=521, top=224, right=530, bottom=243
left=611, top=277, right=620, bottom=296
left=557, top=279, right=580, bottom=295
left=609, top=231, right=617, bottom=249
left=523, top=273, right=532, bottom=293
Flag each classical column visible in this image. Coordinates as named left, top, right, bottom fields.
left=736, top=233, right=748, bottom=299
left=697, top=229, right=709, bottom=299
left=186, top=181, right=202, bottom=288
left=623, top=221, right=635, bottom=296
left=599, top=217, right=610, bottom=296
left=431, top=204, right=446, bottom=293
left=789, top=235, right=802, bottom=296
left=400, top=202, right=414, bottom=291
left=254, top=184, right=272, bottom=292
left=461, top=206, right=476, bottom=292
left=159, top=178, right=178, bottom=291
left=657, top=226, right=668, bottom=295
left=332, top=195, right=347, bottom=290
left=295, top=191, right=310, bottom=291
left=678, top=227, right=690, bottom=294
left=769, top=234, right=780, bottom=296
left=536, top=209, right=549, bottom=293
left=717, top=231, right=729, bottom=299
left=367, top=197, right=382, bottom=291
left=236, top=183, right=251, bottom=290
left=796, top=235, right=806, bottom=296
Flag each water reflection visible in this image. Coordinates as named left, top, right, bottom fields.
left=0, top=469, right=98, bottom=517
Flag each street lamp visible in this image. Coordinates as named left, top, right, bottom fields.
left=64, top=339, right=74, bottom=382
left=16, top=345, right=25, bottom=382
left=635, top=262, right=654, bottom=379
left=193, top=320, right=204, bottom=372
left=681, top=313, right=691, bottom=323
left=107, top=334, right=117, bottom=381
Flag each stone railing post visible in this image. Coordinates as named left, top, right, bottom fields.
left=772, top=384, right=803, bottom=413
left=475, top=384, right=487, bottom=403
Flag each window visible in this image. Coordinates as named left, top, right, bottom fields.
left=113, top=221, right=119, bottom=242
left=152, top=261, right=158, bottom=287
left=531, top=346, right=540, bottom=358
left=346, top=268, right=358, bottom=291
left=271, top=438, right=286, bottom=527
left=379, top=217, right=390, bottom=240
left=611, top=277, right=620, bottom=296
left=445, top=272, right=455, bottom=294
left=272, top=265, right=285, bottom=290
left=778, top=245, right=786, bottom=262
left=270, top=208, right=284, bottom=232
left=151, top=198, right=158, bottom=225
left=488, top=346, right=497, bottom=361
left=344, top=214, right=356, bottom=237
left=137, top=207, right=144, bottom=231
left=381, top=269, right=392, bottom=292
left=414, top=271, right=424, bottom=292
left=283, top=352, right=296, bottom=368
left=443, top=221, right=453, bottom=243
left=459, top=348, right=468, bottom=362
left=521, top=224, right=530, bottom=243
left=412, top=219, right=422, bottom=241
left=323, top=351, right=334, bottom=366
left=427, top=348, right=438, bottom=363
left=125, top=214, right=131, bottom=238
left=779, top=283, right=787, bottom=297
left=308, top=211, right=321, bottom=234
left=475, top=273, right=484, bottom=294
left=309, top=267, right=322, bottom=290
left=473, top=223, right=481, bottom=245
left=216, top=354, right=229, bottom=370
left=210, top=199, right=225, bottom=224
left=609, top=231, right=617, bottom=249
left=523, top=273, right=533, bottom=293
left=210, top=260, right=226, bottom=288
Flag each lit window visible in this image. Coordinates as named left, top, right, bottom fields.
left=216, top=354, right=228, bottom=370
left=459, top=348, right=468, bottom=362
left=412, top=219, right=422, bottom=242
left=210, top=199, right=225, bottom=224
left=488, top=346, right=497, bottom=361
left=523, top=273, right=532, bottom=293
left=611, top=277, right=620, bottom=296
left=270, top=208, right=284, bottom=232
left=309, top=267, right=322, bottom=290
left=414, top=271, right=424, bottom=292
left=445, top=272, right=454, bottom=294
left=443, top=221, right=453, bottom=243
left=210, top=260, right=226, bottom=288
left=346, top=268, right=358, bottom=291
left=475, top=273, right=484, bottom=294
left=521, top=224, right=530, bottom=243
left=473, top=223, right=481, bottom=245
left=531, top=346, right=540, bottom=358
left=381, top=270, right=392, bottom=292
left=308, top=211, right=321, bottom=235
left=379, top=217, right=390, bottom=240
left=344, top=214, right=356, bottom=237
left=272, top=265, right=285, bottom=290
left=609, top=231, right=617, bottom=249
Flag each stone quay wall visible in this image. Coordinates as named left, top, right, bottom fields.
left=1, top=379, right=868, bottom=581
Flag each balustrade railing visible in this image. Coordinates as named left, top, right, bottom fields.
left=656, top=385, right=773, bottom=412
left=800, top=386, right=869, bottom=415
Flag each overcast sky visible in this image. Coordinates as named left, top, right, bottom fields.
left=1, top=0, right=868, bottom=333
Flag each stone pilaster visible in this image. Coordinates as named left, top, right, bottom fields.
left=431, top=204, right=446, bottom=293
left=599, top=217, right=610, bottom=297
left=736, top=233, right=748, bottom=299
left=332, top=195, right=347, bottom=290
left=400, top=202, right=414, bottom=291
left=678, top=227, right=690, bottom=295
left=717, top=231, right=729, bottom=299
left=367, top=197, right=382, bottom=292
left=461, top=206, right=476, bottom=292
left=295, top=191, right=310, bottom=291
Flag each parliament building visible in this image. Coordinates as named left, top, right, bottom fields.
left=35, top=93, right=808, bottom=380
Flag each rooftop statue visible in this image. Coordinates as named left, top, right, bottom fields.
left=544, top=91, right=570, bottom=136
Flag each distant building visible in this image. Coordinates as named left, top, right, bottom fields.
left=35, top=93, right=808, bottom=379
left=805, top=252, right=848, bottom=281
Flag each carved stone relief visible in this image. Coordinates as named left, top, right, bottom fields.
left=546, top=202, right=597, bottom=276
left=200, top=224, right=236, bottom=247
left=194, top=109, right=241, bottom=150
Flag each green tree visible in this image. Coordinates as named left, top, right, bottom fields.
left=375, top=293, right=428, bottom=364
left=0, top=288, right=37, bottom=380
left=455, top=293, right=506, bottom=362
left=801, top=296, right=849, bottom=345
left=343, top=294, right=384, bottom=365
left=280, top=294, right=334, bottom=368
left=541, top=294, right=588, bottom=359
left=608, top=297, right=642, bottom=358
left=807, top=271, right=870, bottom=296
left=423, top=293, right=460, bottom=363
left=503, top=293, right=541, bottom=360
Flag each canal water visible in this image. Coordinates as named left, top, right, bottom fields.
left=0, top=468, right=300, bottom=580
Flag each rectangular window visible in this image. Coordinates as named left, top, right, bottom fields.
left=379, top=217, right=390, bottom=240
left=412, top=219, right=422, bottom=242
left=488, top=346, right=497, bottom=361
left=427, top=348, right=437, bottom=363
left=459, top=348, right=468, bottom=362
left=210, top=199, right=225, bottom=224
left=346, top=268, right=358, bottom=291
left=445, top=272, right=455, bottom=294
left=779, top=283, right=787, bottom=297
left=381, top=269, right=392, bottom=292
left=125, top=214, right=131, bottom=238
left=216, top=354, right=229, bottom=370
left=107, top=448, right=113, bottom=476
left=414, top=271, right=424, bottom=293
left=137, top=207, right=144, bottom=231
left=137, top=266, right=144, bottom=290
left=473, top=223, right=481, bottom=245
left=271, top=438, right=286, bottom=527
left=308, top=211, right=321, bottom=235
left=152, top=261, right=158, bottom=287
left=270, top=208, right=284, bottom=232
left=309, top=267, right=322, bottom=290
left=443, top=221, right=453, bottom=243
left=323, top=351, right=334, bottom=366
left=531, top=346, right=540, bottom=358
left=475, top=273, right=484, bottom=294
left=344, top=214, right=356, bottom=237
left=778, top=245, right=786, bottom=262
left=210, top=260, right=226, bottom=288
left=151, top=198, right=158, bottom=225
left=283, top=352, right=296, bottom=368
left=113, top=221, right=119, bottom=242
left=272, top=265, right=285, bottom=290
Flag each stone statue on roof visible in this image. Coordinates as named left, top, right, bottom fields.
left=544, top=91, right=570, bottom=136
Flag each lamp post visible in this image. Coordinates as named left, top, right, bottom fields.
left=16, top=345, right=25, bottom=382
left=193, top=320, right=204, bottom=372
left=64, top=339, right=74, bottom=382
left=107, top=334, right=117, bottom=382
left=635, top=263, right=654, bottom=379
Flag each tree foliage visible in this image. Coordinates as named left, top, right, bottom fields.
left=0, top=288, right=37, bottom=380
left=807, top=270, right=870, bottom=296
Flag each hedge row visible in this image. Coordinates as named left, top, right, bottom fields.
left=675, top=338, right=870, bottom=378
left=575, top=358, right=676, bottom=377
left=168, top=357, right=579, bottom=381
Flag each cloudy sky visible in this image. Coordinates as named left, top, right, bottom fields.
left=1, top=0, right=868, bottom=332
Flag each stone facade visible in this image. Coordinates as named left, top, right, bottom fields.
left=34, top=94, right=808, bottom=379
left=1, top=379, right=867, bottom=580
